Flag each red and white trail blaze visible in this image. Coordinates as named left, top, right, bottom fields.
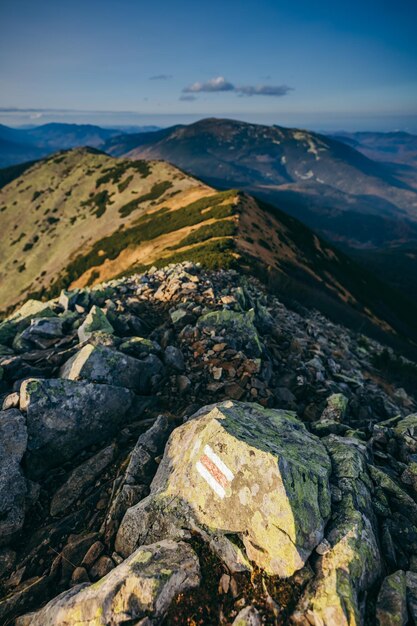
left=196, top=444, right=234, bottom=498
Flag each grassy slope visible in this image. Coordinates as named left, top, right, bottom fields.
left=2, top=148, right=417, bottom=355
left=0, top=148, right=214, bottom=311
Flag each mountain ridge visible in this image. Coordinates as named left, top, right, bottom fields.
left=2, top=148, right=417, bottom=355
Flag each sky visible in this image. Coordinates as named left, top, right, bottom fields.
left=1, top=0, right=416, bottom=131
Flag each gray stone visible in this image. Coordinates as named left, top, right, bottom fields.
left=164, top=345, right=185, bottom=371
left=77, top=306, right=113, bottom=343
left=102, top=416, right=170, bottom=544
left=13, top=317, right=63, bottom=351
left=60, top=344, right=162, bottom=393
left=0, top=408, right=28, bottom=545
left=50, top=443, right=117, bottom=516
left=376, top=570, right=408, bottom=626
left=19, top=540, right=200, bottom=625
left=232, top=606, right=262, bottom=626
left=116, top=401, right=331, bottom=577
left=197, top=308, right=263, bottom=357
left=19, top=378, right=133, bottom=476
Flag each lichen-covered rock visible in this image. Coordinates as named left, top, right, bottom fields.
left=0, top=409, right=28, bottom=545
left=320, top=393, right=349, bottom=422
left=119, top=336, right=160, bottom=358
left=116, top=400, right=331, bottom=577
left=376, top=570, right=408, bottom=626
left=0, top=299, right=55, bottom=346
left=406, top=571, right=417, bottom=624
left=197, top=308, right=263, bottom=357
left=394, top=414, right=417, bottom=461
left=17, top=540, right=200, bottom=626
left=19, top=378, right=133, bottom=476
left=60, top=344, right=163, bottom=393
left=292, top=436, right=381, bottom=626
left=77, top=306, right=114, bottom=343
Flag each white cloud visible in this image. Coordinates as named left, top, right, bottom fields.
left=183, top=76, right=235, bottom=93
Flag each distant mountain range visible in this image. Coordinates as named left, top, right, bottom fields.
left=2, top=147, right=417, bottom=354
left=104, top=118, right=417, bottom=247
left=1, top=118, right=417, bottom=303
left=102, top=118, right=417, bottom=300
left=0, top=123, right=160, bottom=167
left=331, top=130, right=417, bottom=190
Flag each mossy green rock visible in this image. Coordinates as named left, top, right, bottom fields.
left=0, top=299, right=55, bottom=346
left=116, top=400, right=331, bottom=577
left=119, top=336, right=157, bottom=358
left=394, top=414, right=417, bottom=460
left=78, top=306, right=114, bottom=343
left=376, top=570, right=408, bottom=626
left=292, top=436, right=381, bottom=626
left=197, top=308, right=263, bottom=357
left=17, top=540, right=200, bottom=626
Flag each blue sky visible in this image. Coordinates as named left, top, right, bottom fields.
left=1, top=0, right=416, bottom=131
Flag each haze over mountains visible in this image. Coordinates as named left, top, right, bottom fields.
left=0, top=123, right=159, bottom=168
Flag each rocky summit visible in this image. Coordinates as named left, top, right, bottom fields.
left=1, top=261, right=417, bottom=625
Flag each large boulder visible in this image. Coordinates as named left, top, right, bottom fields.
left=60, top=344, right=163, bottom=394
left=0, top=409, right=28, bottom=544
left=116, top=401, right=331, bottom=577
left=20, top=378, right=133, bottom=476
left=292, top=436, right=382, bottom=626
left=17, top=540, right=200, bottom=626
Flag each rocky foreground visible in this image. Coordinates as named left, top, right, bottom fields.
left=1, top=262, right=417, bottom=625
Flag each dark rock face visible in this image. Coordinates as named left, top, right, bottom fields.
left=1, top=262, right=417, bottom=625
left=20, top=378, right=133, bottom=476
left=0, top=409, right=28, bottom=545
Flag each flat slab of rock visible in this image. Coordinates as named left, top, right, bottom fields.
left=17, top=540, right=200, bottom=626
left=116, top=400, right=331, bottom=577
left=20, top=378, right=133, bottom=476
left=50, top=443, right=117, bottom=517
left=60, top=344, right=162, bottom=393
left=0, top=409, right=28, bottom=544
